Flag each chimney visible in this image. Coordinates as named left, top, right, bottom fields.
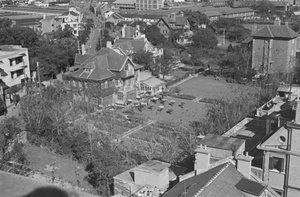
left=285, top=21, right=289, bottom=27
left=236, top=152, right=253, bottom=179
left=122, top=24, right=126, bottom=38
left=295, top=95, right=300, bottom=124
left=136, top=25, right=140, bottom=30
left=106, top=41, right=112, bottom=48
left=194, top=144, right=210, bottom=174
left=43, top=14, right=46, bottom=19
left=274, top=17, right=281, bottom=26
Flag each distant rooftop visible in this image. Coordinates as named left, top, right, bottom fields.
left=0, top=45, right=22, bottom=52
left=200, top=134, right=245, bottom=151
left=136, top=160, right=170, bottom=174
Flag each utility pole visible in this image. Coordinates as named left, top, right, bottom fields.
left=37, top=61, right=41, bottom=92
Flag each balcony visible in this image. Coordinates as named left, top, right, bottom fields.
left=8, top=62, right=27, bottom=72
left=119, top=85, right=135, bottom=93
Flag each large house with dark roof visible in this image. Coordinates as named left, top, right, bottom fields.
left=63, top=47, right=143, bottom=106
left=156, top=12, right=191, bottom=37
left=251, top=18, right=298, bottom=74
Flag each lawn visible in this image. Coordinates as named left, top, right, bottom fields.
left=123, top=97, right=207, bottom=127
left=176, top=75, right=253, bottom=101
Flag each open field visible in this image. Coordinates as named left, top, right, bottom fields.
left=176, top=75, right=254, bottom=101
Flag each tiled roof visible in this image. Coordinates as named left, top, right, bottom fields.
left=175, top=16, right=188, bottom=26
left=251, top=25, right=298, bottom=39
left=163, top=163, right=247, bottom=197
left=113, top=38, right=146, bottom=54
left=69, top=54, right=115, bottom=81
left=159, top=17, right=173, bottom=30
left=74, top=53, right=93, bottom=65
left=235, top=178, right=266, bottom=196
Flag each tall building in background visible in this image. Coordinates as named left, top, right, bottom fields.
left=136, top=0, right=164, bottom=10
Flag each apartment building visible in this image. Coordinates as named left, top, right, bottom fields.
left=251, top=18, right=298, bottom=74
left=0, top=45, right=30, bottom=107
left=136, top=0, right=164, bottom=10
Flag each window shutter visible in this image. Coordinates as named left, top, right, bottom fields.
left=269, top=157, right=274, bottom=170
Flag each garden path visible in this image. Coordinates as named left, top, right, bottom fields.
left=118, top=119, right=156, bottom=139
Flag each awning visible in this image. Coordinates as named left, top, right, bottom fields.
left=141, top=77, right=165, bottom=88
left=277, top=85, right=292, bottom=92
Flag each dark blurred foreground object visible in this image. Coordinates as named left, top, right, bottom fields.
left=22, top=186, right=78, bottom=197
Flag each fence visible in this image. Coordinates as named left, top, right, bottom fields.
left=166, top=72, right=191, bottom=88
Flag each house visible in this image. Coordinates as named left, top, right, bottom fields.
left=156, top=12, right=191, bottom=37
left=162, top=144, right=280, bottom=197
left=255, top=88, right=300, bottom=196
left=139, top=71, right=166, bottom=95
left=0, top=45, right=30, bottom=107
left=136, top=0, right=164, bottom=10
left=113, top=160, right=187, bottom=196
left=106, top=12, right=124, bottom=26
left=251, top=18, right=298, bottom=74
left=63, top=48, right=143, bottom=106
left=40, top=7, right=82, bottom=36
left=115, top=24, right=143, bottom=40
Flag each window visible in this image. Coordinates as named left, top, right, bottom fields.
left=101, top=83, right=104, bottom=89
left=273, top=189, right=283, bottom=197
left=9, top=59, right=14, bottom=67
left=16, top=56, right=23, bottom=64
left=104, top=81, right=108, bottom=88
left=117, top=92, right=124, bottom=100
left=269, top=157, right=284, bottom=172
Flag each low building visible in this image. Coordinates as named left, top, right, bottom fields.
left=63, top=47, right=143, bottom=106
left=113, top=160, right=186, bottom=196
left=139, top=71, right=166, bottom=95
left=113, top=0, right=136, bottom=10
left=136, top=0, right=164, bottom=10
left=0, top=45, right=30, bottom=107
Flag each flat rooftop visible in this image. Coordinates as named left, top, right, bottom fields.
left=200, top=134, right=245, bottom=151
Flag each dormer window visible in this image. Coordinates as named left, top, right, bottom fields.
left=85, top=68, right=91, bottom=73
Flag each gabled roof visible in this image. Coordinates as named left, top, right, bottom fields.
left=114, top=38, right=146, bottom=54
left=251, top=25, right=298, bottom=39
left=259, top=126, right=288, bottom=149
left=158, top=17, right=173, bottom=30
left=163, top=163, right=247, bottom=197
left=69, top=53, right=115, bottom=81
left=74, top=53, right=93, bottom=65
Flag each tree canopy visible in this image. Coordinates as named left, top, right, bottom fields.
left=145, top=24, right=166, bottom=46
left=192, top=28, right=218, bottom=49
left=183, top=10, right=210, bottom=30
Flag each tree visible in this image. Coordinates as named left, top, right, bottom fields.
left=0, top=18, right=12, bottom=29
left=130, top=20, right=148, bottom=33
left=79, top=18, right=94, bottom=45
left=145, top=24, right=166, bottom=46
left=192, top=28, right=218, bottom=49
left=159, top=49, right=173, bottom=79
left=290, top=15, right=300, bottom=32
left=52, top=25, right=75, bottom=39
left=183, top=10, right=210, bottom=30
left=251, top=1, right=275, bottom=17
left=0, top=117, right=22, bottom=157
left=226, top=25, right=251, bottom=42
left=85, top=134, right=124, bottom=196
left=132, top=51, right=154, bottom=71
left=0, top=26, right=39, bottom=48
left=96, top=29, right=113, bottom=51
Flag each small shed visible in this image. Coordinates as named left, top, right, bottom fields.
left=140, top=71, right=166, bottom=95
